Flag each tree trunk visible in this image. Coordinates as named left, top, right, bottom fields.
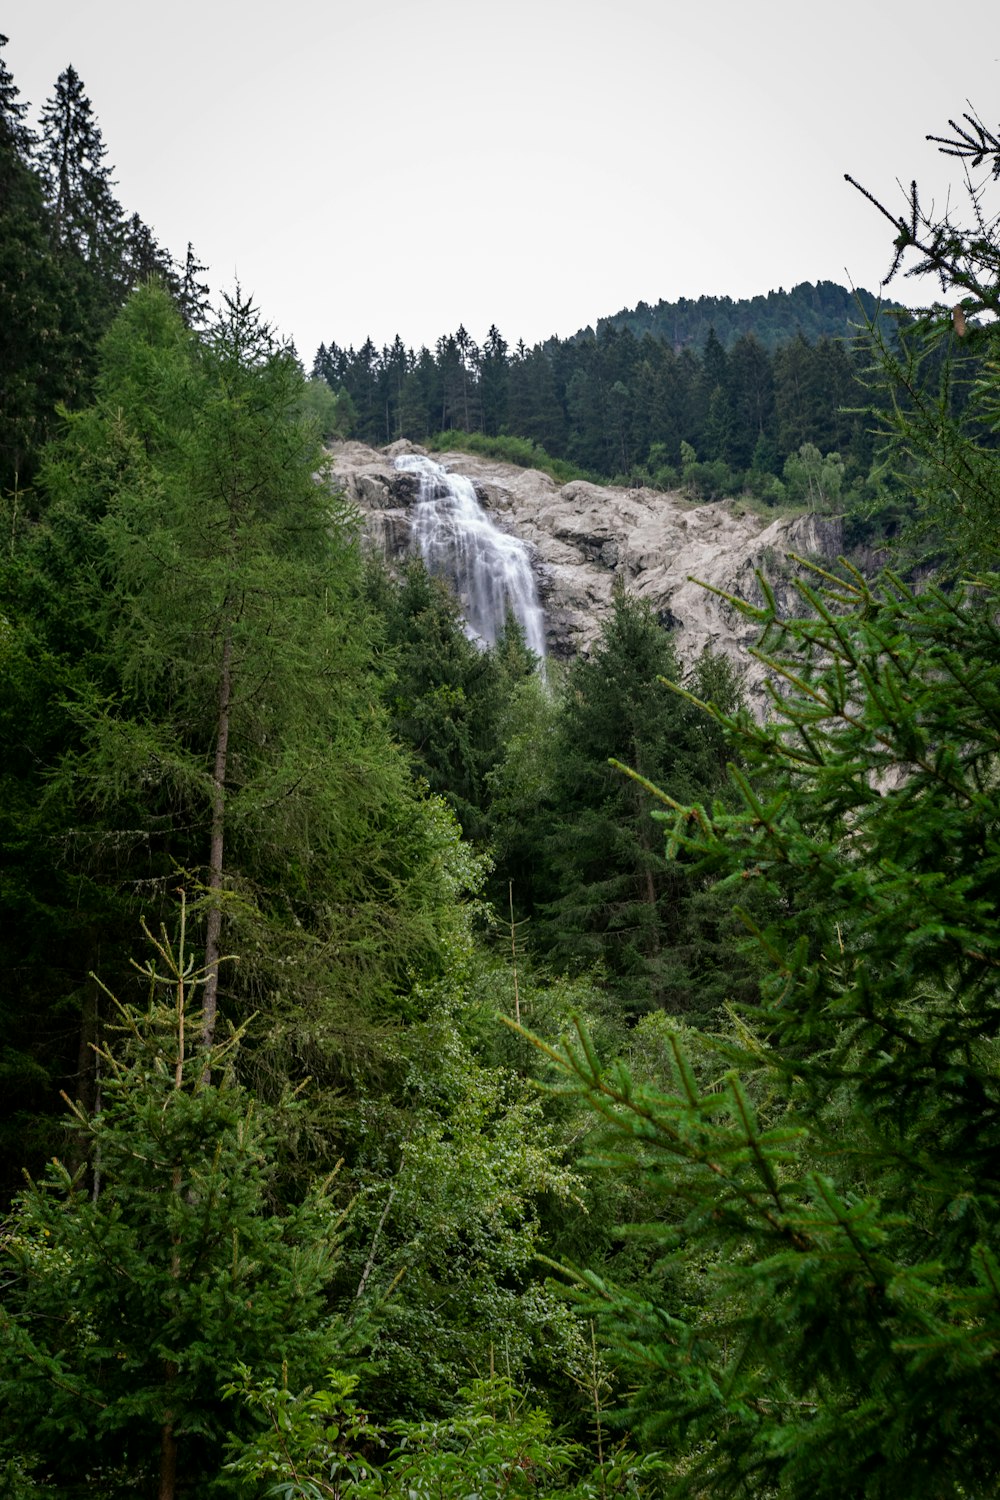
left=202, top=624, right=233, bottom=1051
left=69, top=979, right=100, bottom=1187
left=633, top=778, right=663, bottom=1008
left=158, top=1389, right=177, bottom=1500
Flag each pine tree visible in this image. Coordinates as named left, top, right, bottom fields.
left=0, top=905, right=346, bottom=1499
left=37, top=64, right=122, bottom=265
left=507, top=588, right=746, bottom=1017
left=3, top=284, right=474, bottom=1176
left=538, top=562, right=1000, bottom=1497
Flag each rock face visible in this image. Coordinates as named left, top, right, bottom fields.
left=327, top=439, right=844, bottom=707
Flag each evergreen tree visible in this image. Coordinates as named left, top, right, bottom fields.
left=0, top=909, right=346, bottom=1499
left=0, top=45, right=202, bottom=501
left=176, top=241, right=211, bottom=327
left=453, top=323, right=482, bottom=432
left=37, top=64, right=122, bottom=266
left=398, top=345, right=437, bottom=437
left=727, top=331, right=776, bottom=469
left=480, top=323, right=509, bottom=436
left=507, top=342, right=566, bottom=454
left=368, top=558, right=534, bottom=842
left=2, top=285, right=473, bottom=1178
left=0, top=36, right=66, bottom=495
left=118, top=211, right=180, bottom=301
left=540, top=563, right=1000, bottom=1498
left=509, top=588, right=745, bottom=1016
left=0, top=30, right=32, bottom=156
left=535, top=112, right=1000, bottom=1498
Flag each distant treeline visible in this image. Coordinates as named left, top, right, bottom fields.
left=588, top=279, right=896, bottom=352
left=312, top=283, right=902, bottom=497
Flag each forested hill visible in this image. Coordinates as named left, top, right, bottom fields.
left=587, top=279, right=899, bottom=351
left=313, top=301, right=888, bottom=499
left=313, top=285, right=912, bottom=497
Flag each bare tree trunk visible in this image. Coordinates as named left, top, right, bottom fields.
left=160, top=973, right=188, bottom=1500
left=633, top=780, right=663, bottom=1008
left=67, top=978, right=101, bottom=1188
left=202, top=625, right=233, bottom=1051
left=158, top=1369, right=178, bottom=1500
left=75, top=982, right=99, bottom=1116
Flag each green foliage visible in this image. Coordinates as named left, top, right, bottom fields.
left=318, top=292, right=882, bottom=500
left=594, top=280, right=897, bottom=353
left=526, top=561, right=1000, bottom=1497
left=366, top=557, right=536, bottom=842
left=223, top=1366, right=378, bottom=1497
left=0, top=38, right=67, bottom=498
left=427, top=428, right=588, bottom=483
left=336, top=993, right=589, bottom=1417
left=0, top=906, right=347, bottom=1498
left=679, top=442, right=738, bottom=500
left=225, top=1368, right=658, bottom=1497
left=1, top=284, right=477, bottom=1186
left=780, top=442, right=844, bottom=509
left=0, top=39, right=201, bottom=501
left=483, top=666, right=562, bottom=903
left=490, top=589, right=755, bottom=1019
left=856, top=308, right=1000, bottom=571
left=300, top=376, right=356, bottom=440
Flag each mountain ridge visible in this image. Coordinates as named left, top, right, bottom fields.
left=577, top=278, right=901, bottom=352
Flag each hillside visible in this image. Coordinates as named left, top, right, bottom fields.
left=587, top=278, right=900, bottom=351
left=314, top=283, right=886, bottom=490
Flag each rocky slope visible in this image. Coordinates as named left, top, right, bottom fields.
left=327, top=439, right=844, bottom=705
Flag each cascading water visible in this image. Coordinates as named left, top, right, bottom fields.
left=394, top=454, right=547, bottom=661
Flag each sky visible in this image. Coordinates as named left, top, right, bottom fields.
left=3, top=0, right=998, bottom=362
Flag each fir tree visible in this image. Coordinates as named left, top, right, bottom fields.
left=499, top=588, right=747, bottom=1017
left=37, top=64, right=122, bottom=264
left=0, top=905, right=346, bottom=1499
left=538, top=561, right=1000, bottom=1498
left=532, top=112, right=1000, bottom=1490
left=2, top=284, right=475, bottom=1180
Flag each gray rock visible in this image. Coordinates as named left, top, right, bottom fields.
left=326, top=440, right=844, bottom=711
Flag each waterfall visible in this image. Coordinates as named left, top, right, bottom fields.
left=393, top=454, right=546, bottom=661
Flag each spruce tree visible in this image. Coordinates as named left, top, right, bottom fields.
left=0, top=907, right=346, bottom=1499
left=3, top=284, right=473, bottom=1177
left=0, top=36, right=68, bottom=494
left=37, top=64, right=122, bottom=263
left=529, top=116, right=1000, bottom=1495
left=500, top=587, right=747, bottom=1018
left=539, top=562, right=1000, bottom=1498
left=369, top=558, right=534, bottom=842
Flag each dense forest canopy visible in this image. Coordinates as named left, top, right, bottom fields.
left=587, top=279, right=899, bottom=351
left=4, top=29, right=1000, bottom=1499
left=311, top=296, right=883, bottom=494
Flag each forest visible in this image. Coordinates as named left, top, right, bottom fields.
left=3, top=30, right=1000, bottom=1499
left=312, top=283, right=886, bottom=499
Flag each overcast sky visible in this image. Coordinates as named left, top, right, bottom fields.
left=4, top=0, right=998, bottom=360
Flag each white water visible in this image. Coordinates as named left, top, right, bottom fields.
left=394, top=454, right=546, bottom=661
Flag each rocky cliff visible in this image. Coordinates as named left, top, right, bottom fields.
left=327, top=439, right=844, bottom=705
